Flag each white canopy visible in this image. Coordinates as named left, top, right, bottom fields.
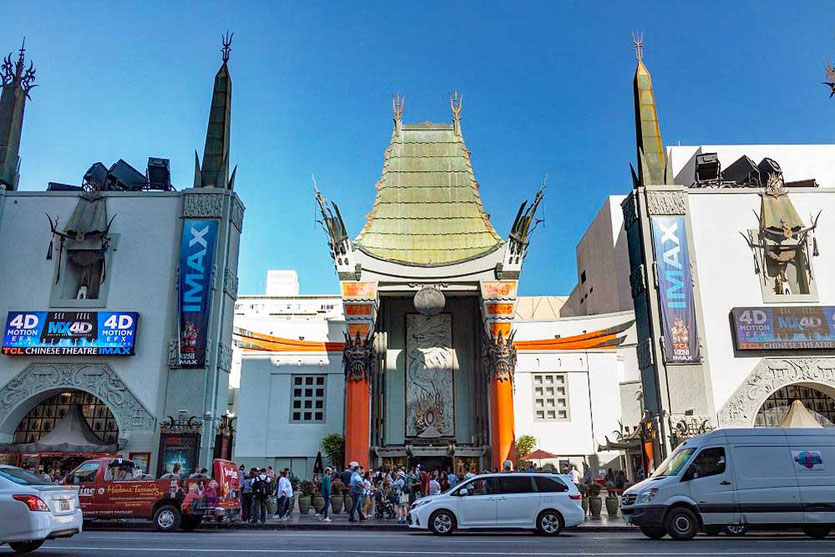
left=0, top=405, right=117, bottom=453
left=778, top=400, right=823, bottom=429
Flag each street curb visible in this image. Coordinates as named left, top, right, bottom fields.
left=82, top=521, right=633, bottom=533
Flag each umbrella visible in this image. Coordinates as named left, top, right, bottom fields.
left=778, top=400, right=823, bottom=428
left=313, top=451, right=324, bottom=474
left=520, top=449, right=559, bottom=469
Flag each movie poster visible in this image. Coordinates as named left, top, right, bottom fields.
left=651, top=215, right=700, bottom=363
left=157, top=433, right=200, bottom=477
left=178, top=219, right=218, bottom=368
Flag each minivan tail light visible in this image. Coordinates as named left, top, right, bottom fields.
left=569, top=494, right=582, bottom=501
left=13, top=494, right=50, bottom=512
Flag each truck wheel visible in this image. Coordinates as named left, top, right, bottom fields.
left=8, top=540, right=45, bottom=553
left=803, top=525, right=831, bottom=539
left=666, top=507, right=699, bottom=540
left=153, top=504, right=182, bottom=532
left=640, top=525, right=666, bottom=539
left=723, top=524, right=747, bottom=536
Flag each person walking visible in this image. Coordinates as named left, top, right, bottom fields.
left=448, top=469, right=459, bottom=489
left=419, top=467, right=429, bottom=497
left=319, top=467, right=332, bottom=522
left=277, top=469, right=293, bottom=520
left=569, top=464, right=582, bottom=489
left=428, top=473, right=440, bottom=496
left=347, top=462, right=366, bottom=522
left=251, top=468, right=271, bottom=524
left=392, top=470, right=408, bottom=524
left=240, top=469, right=254, bottom=522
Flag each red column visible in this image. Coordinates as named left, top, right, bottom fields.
left=490, top=375, right=516, bottom=470
left=344, top=376, right=370, bottom=468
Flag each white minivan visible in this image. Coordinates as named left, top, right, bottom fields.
left=621, top=428, right=835, bottom=540
left=407, top=472, right=585, bottom=535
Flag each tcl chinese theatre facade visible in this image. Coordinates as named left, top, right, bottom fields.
left=316, top=96, right=544, bottom=470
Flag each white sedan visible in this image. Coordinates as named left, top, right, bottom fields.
left=0, top=465, right=82, bottom=553
left=408, top=473, right=585, bottom=535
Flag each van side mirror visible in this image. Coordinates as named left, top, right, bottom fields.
left=682, top=464, right=696, bottom=482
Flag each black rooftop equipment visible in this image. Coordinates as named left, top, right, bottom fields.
left=757, top=158, right=782, bottom=184
left=146, top=157, right=171, bottom=190
left=106, top=159, right=147, bottom=191
left=81, top=159, right=174, bottom=192
left=694, top=152, right=721, bottom=186
left=723, top=155, right=761, bottom=187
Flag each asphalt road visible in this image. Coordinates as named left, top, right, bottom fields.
left=7, top=530, right=835, bottom=556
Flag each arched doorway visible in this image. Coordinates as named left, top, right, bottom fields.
left=755, top=384, right=835, bottom=427
left=0, top=390, right=120, bottom=474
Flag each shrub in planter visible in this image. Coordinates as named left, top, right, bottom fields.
left=298, top=480, right=312, bottom=515
left=344, top=495, right=353, bottom=513
left=605, top=493, right=619, bottom=517
left=587, top=483, right=603, bottom=518
left=577, top=483, right=589, bottom=515
left=313, top=495, right=325, bottom=513
left=330, top=494, right=344, bottom=514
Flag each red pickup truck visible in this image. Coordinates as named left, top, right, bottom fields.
left=62, top=457, right=240, bottom=531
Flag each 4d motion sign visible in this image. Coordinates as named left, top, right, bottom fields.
left=2, top=311, right=139, bottom=356
left=732, top=306, right=835, bottom=350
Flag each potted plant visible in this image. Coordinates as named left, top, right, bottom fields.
left=605, top=487, right=620, bottom=517
left=312, top=481, right=325, bottom=514
left=298, top=480, right=312, bottom=515
left=290, top=474, right=300, bottom=512
left=578, top=483, right=589, bottom=516
left=321, top=433, right=345, bottom=469
left=343, top=483, right=353, bottom=515
left=587, top=482, right=603, bottom=518
left=330, top=479, right=345, bottom=513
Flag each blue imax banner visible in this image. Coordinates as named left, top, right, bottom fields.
left=178, top=219, right=218, bottom=368
left=2, top=311, right=138, bottom=356
left=732, top=306, right=835, bottom=350
left=651, top=215, right=700, bottom=363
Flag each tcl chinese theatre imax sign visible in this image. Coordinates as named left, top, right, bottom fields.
left=2, top=311, right=139, bottom=356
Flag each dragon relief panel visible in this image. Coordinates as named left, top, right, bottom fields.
left=406, top=314, right=454, bottom=439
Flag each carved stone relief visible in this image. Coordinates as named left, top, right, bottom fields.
left=646, top=190, right=687, bottom=216
left=621, top=194, right=638, bottom=230
left=183, top=192, right=225, bottom=218
left=718, top=358, right=835, bottom=427
left=216, top=343, right=233, bottom=372
left=231, top=196, right=245, bottom=231
left=224, top=267, right=239, bottom=299
left=637, top=338, right=655, bottom=369
left=630, top=264, right=646, bottom=299
left=406, top=314, right=454, bottom=439
left=0, top=363, right=156, bottom=432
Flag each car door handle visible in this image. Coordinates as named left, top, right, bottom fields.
left=720, top=481, right=732, bottom=486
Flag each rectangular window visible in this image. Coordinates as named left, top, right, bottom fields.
left=532, top=373, right=569, bottom=422
left=290, top=375, right=326, bottom=423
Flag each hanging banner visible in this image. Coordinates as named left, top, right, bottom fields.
left=178, top=219, right=218, bottom=368
left=731, top=306, right=835, bottom=350
left=651, top=215, right=700, bottom=363
left=2, top=311, right=138, bottom=356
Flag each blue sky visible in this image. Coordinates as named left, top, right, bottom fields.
left=8, top=1, right=835, bottom=296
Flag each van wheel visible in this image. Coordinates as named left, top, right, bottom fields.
left=8, top=540, right=45, bottom=553
left=153, top=504, right=182, bottom=532
left=723, top=524, right=747, bottom=536
left=803, top=525, right=831, bottom=539
left=640, top=525, right=666, bottom=539
left=666, top=507, right=699, bottom=540
left=703, top=525, right=721, bottom=535
left=536, top=510, right=564, bottom=536
left=429, top=510, right=456, bottom=535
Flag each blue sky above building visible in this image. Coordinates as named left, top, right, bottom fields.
left=7, top=0, right=835, bottom=295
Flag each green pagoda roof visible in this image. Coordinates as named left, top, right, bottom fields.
left=354, top=120, right=503, bottom=266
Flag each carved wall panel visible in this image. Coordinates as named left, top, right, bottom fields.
left=183, top=192, right=224, bottom=218
left=646, top=190, right=687, bottom=216
left=621, top=193, right=638, bottom=230
left=718, top=358, right=835, bottom=427
left=406, top=313, right=454, bottom=439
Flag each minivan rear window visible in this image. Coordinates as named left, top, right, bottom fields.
left=534, top=476, right=568, bottom=493
left=497, top=476, right=536, bottom=494
left=652, top=448, right=695, bottom=477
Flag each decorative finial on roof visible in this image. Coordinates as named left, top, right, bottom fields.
left=392, top=93, right=405, bottom=120
left=823, top=60, right=835, bottom=98
left=1, top=37, right=36, bottom=98
left=450, top=90, right=463, bottom=120
left=221, top=31, right=233, bottom=64
left=631, top=30, right=644, bottom=62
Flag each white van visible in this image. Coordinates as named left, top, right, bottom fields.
left=621, top=428, right=835, bottom=540
left=407, top=473, right=585, bottom=535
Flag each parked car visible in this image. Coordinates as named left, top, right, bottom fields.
left=408, top=472, right=584, bottom=535
left=0, top=465, right=82, bottom=553
left=621, top=428, right=835, bottom=540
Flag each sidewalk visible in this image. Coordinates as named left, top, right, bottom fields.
left=84, top=512, right=631, bottom=532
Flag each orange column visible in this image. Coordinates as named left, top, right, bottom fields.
left=344, top=377, right=370, bottom=468
left=489, top=376, right=516, bottom=469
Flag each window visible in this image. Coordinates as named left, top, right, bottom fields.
left=580, top=271, right=586, bottom=284
left=0, top=467, right=52, bottom=486
left=690, top=447, right=726, bottom=479
left=497, top=476, right=535, bottom=494
left=534, top=476, right=569, bottom=493
left=71, top=462, right=99, bottom=484
left=532, top=373, right=569, bottom=421
left=290, top=375, right=326, bottom=423
left=457, top=477, right=498, bottom=496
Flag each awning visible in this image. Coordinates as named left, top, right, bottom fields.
left=778, top=400, right=823, bottom=428
left=0, top=405, right=117, bottom=454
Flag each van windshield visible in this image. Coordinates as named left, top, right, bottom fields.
left=652, top=448, right=695, bottom=478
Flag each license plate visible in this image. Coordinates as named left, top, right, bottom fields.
left=58, top=500, right=70, bottom=511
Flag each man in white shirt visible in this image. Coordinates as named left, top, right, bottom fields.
left=569, top=465, right=582, bottom=487
left=277, top=469, right=293, bottom=520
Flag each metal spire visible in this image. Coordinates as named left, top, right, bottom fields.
left=631, top=30, right=644, bottom=62
left=221, top=31, right=233, bottom=64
